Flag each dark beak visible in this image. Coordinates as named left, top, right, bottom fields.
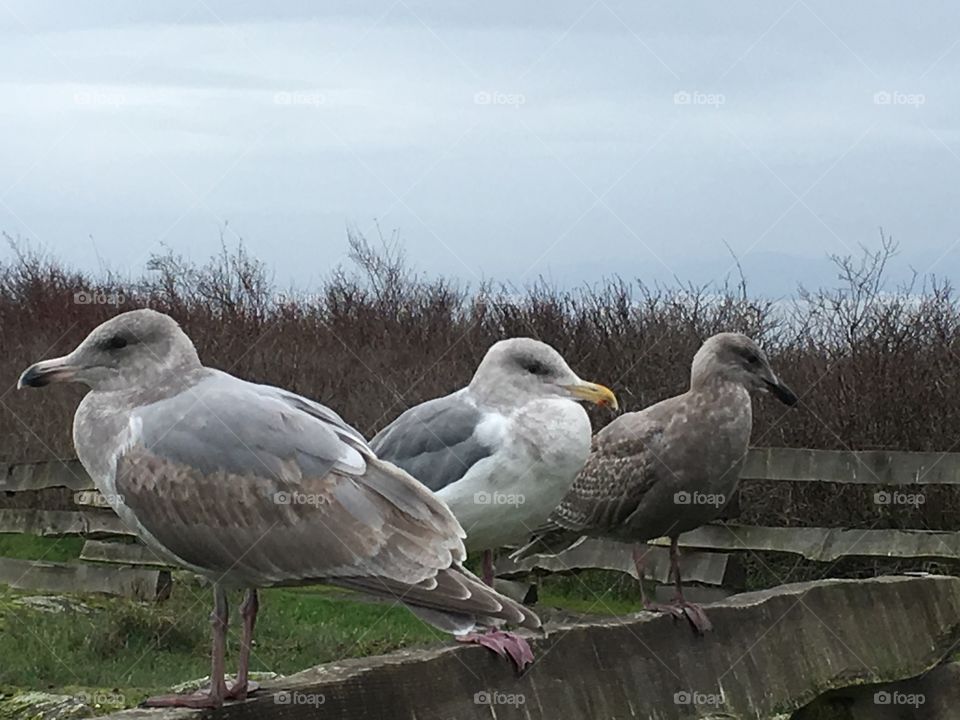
left=765, top=378, right=798, bottom=406
left=18, top=357, right=77, bottom=389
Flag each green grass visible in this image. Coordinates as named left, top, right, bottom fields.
left=0, top=577, right=443, bottom=707
left=0, top=534, right=84, bottom=562
left=0, top=544, right=652, bottom=713
left=0, top=572, right=644, bottom=693
left=536, top=568, right=648, bottom=615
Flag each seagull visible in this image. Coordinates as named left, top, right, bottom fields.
left=513, top=332, right=797, bottom=633
left=371, top=337, right=618, bottom=589
left=18, top=309, right=540, bottom=709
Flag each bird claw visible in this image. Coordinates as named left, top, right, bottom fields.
left=140, top=689, right=224, bottom=709
left=644, top=599, right=713, bottom=634
left=225, top=679, right=260, bottom=701
left=458, top=629, right=535, bottom=672
left=141, top=677, right=260, bottom=707
left=679, top=601, right=713, bottom=634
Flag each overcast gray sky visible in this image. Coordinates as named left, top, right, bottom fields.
left=1, top=1, right=958, bottom=295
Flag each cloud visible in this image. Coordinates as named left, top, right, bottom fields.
left=1, top=1, right=958, bottom=290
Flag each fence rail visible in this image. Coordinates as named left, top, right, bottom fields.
left=741, top=446, right=960, bottom=485
left=1, top=447, right=958, bottom=600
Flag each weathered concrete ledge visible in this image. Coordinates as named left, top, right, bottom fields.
left=796, top=660, right=960, bottom=720
left=105, top=575, right=960, bottom=720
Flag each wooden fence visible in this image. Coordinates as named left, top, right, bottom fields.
left=0, top=459, right=171, bottom=599
left=498, top=447, right=960, bottom=599
left=1, top=447, right=958, bottom=601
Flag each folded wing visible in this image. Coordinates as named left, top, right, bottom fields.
left=113, top=372, right=538, bottom=629
left=371, top=391, right=502, bottom=492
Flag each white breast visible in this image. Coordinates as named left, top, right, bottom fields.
left=438, top=398, right=592, bottom=551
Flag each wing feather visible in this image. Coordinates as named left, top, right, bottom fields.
left=371, top=391, right=502, bottom=492
left=114, top=374, right=464, bottom=588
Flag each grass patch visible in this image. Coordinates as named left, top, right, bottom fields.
left=0, top=564, right=651, bottom=710
left=0, top=577, right=443, bottom=705
left=536, top=569, right=646, bottom=616
left=0, top=534, right=84, bottom=562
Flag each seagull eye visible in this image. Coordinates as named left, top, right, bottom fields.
left=103, top=335, right=128, bottom=351
left=744, top=351, right=761, bottom=366
left=523, top=359, right=549, bottom=376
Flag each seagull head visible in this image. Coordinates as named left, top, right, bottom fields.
left=470, top=337, right=618, bottom=410
left=691, top=332, right=798, bottom=406
left=18, top=308, right=201, bottom=392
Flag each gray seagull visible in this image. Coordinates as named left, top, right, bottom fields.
left=19, top=309, right=540, bottom=709
left=513, top=332, right=797, bottom=633
left=371, top=337, right=618, bottom=587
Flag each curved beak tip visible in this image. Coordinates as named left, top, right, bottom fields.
left=767, top=379, right=798, bottom=407
left=600, top=393, right=619, bottom=411
left=17, top=366, right=42, bottom=389
left=569, top=381, right=619, bottom=411
left=18, top=361, right=72, bottom=389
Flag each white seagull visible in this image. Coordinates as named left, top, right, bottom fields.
left=371, top=337, right=618, bottom=584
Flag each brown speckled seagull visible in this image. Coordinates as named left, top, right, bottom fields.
left=513, top=332, right=797, bottom=633
left=18, top=309, right=540, bottom=709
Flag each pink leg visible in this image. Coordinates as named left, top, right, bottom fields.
left=632, top=544, right=657, bottom=608
left=634, top=541, right=711, bottom=633
left=458, top=629, right=534, bottom=672
left=225, top=588, right=261, bottom=701
left=481, top=549, right=495, bottom=587
left=667, top=537, right=712, bottom=633
left=143, top=585, right=229, bottom=708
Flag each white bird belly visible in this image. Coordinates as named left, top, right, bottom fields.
left=438, top=399, right=591, bottom=551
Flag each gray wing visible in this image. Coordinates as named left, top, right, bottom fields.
left=371, top=391, right=500, bottom=492
left=262, top=382, right=371, bottom=451
left=115, top=372, right=464, bottom=587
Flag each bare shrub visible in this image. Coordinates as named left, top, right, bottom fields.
left=1, top=230, right=957, bottom=548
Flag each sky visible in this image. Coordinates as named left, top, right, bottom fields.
left=1, top=1, right=959, bottom=296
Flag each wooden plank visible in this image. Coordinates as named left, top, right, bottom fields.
left=0, top=459, right=93, bottom=492
left=743, top=446, right=960, bottom=485
left=496, top=538, right=731, bottom=585
left=660, top=523, right=960, bottom=562
left=0, top=557, right=171, bottom=600
left=0, top=446, right=958, bottom=500
left=0, top=508, right=132, bottom=537
left=80, top=540, right=172, bottom=567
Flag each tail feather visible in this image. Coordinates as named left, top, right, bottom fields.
left=332, top=565, right=540, bottom=632
left=406, top=607, right=477, bottom=635
left=510, top=527, right=585, bottom=562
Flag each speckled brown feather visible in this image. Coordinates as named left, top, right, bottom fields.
left=513, top=332, right=797, bottom=560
